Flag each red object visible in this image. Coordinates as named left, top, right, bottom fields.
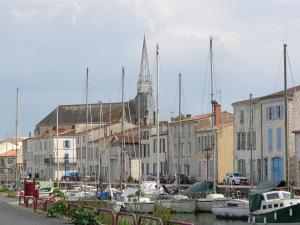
left=24, top=178, right=39, bottom=199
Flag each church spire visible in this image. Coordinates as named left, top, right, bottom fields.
left=137, top=35, right=152, bottom=94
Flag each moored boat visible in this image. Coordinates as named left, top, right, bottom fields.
left=196, top=193, right=225, bottom=212
left=212, top=198, right=249, bottom=219
left=249, top=190, right=300, bottom=225
left=156, top=194, right=196, bottom=213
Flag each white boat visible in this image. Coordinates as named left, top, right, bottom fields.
left=196, top=193, right=225, bottom=212
left=122, top=187, right=155, bottom=213
left=156, top=194, right=196, bottom=213
left=212, top=198, right=249, bottom=219
left=65, top=191, right=97, bottom=201
left=124, top=196, right=155, bottom=213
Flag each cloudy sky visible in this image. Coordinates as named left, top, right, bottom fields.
left=1, top=0, right=300, bottom=139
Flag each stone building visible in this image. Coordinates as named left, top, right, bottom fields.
left=232, top=86, right=300, bottom=185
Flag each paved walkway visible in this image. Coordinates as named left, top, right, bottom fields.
left=0, top=197, right=71, bottom=225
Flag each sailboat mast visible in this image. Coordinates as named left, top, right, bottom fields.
left=138, top=94, right=141, bottom=183
left=283, top=43, right=289, bottom=186
left=156, top=44, right=160, bottom=182
left=250, top=93, right=253, bottom=190
left=56, top=105, right=59, bottom=186
left=177, top=73, right=182, bottom=186
left=85, top=67, right=89, bottom=180
left=98, top=101, right=102, bottom=186
left=15, top=88, right=19, bottom=181
left=121, top=66, right=125, bottom=182
left=108, top=100, right=111, bottom=184
left=210, top=37, right=217, bottom=193
left=6, top=131, right=8, bottom=184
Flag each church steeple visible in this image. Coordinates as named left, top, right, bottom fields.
left=135, top=35, right=154, bottom=126
left=137, top=35, right=152, bottom=94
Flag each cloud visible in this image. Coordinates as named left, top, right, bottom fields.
left=1, top=0, right=300, bottom=138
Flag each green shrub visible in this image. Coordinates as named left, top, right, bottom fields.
left=117, top=218, right=132, bottom=225
left=47, top=200, right=68, bottom=217
left=70, top=207, right=101, bottom=225
left=0, top=187, right=9, bottom=192
left=6, top=191, right=17, bottom=198
left=52, top=188, right=65, bottom=199
left=127, top=176, right=134, bottom=183
left=153, top=203, right=173, bottom=224
left=98, top=212, right=112, bottom=224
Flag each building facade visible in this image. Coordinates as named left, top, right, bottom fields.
left=232, top=86, right=300, bottom=185
left=24, top=130, right=76, bottom=180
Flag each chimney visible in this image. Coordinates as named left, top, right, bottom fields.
left=213, top=102, right=222, bottom=126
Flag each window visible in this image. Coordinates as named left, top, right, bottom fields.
left=187, top=142, right=192, bottom=156
left=8, top=158, right=14, bottom=164
left=266, top=107, right=272, bottom=121
left=237, top=133, right=241, bottom=150
left=198, top=137, right=201, bottom=151
left=274, top=204, right=278, bottom=208
left=240, top=110, right=244, bottom=124
left=147, top=144, right=150, bottom=157
left=264, top=158, right=268, bottom=180
left=142, top=163, right=144, bottom=175
left=140, top=147, right=143, bottom=159
left=247, top=131, right=256, bottom=150
left=268, top=205, right=272, bottom=209
left=276, top=127, right=282, bottom=149
left=252, top=131, right=256, bottom=150
left=146, top=163, right=149, bottom=175
left=262, top=205, right=267, bottom=209
left=276, top=105, right=281, bottom=119
left=64, top=140, right=70, bottom=148
left=153, top=163, right=157, bottom=176
left=184, top=164, right=190, bottom=176
left=143, top=145, right=147, bottom=158
left=240, top=132, right=246, bottom=150
left=268, top=128, right=273, bottom=150
left=153, top=139, right=156, bottom=153
left=237, top=159, right=246, bottom=176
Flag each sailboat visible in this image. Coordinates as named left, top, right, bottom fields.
left=248, top=44, right=300, bottom=225
left=212, top=94, right=253, bottom=219
left=120, top=65, right=155, bottom=213
left=155, top=73, right=196, bottom=214
left=196, top=37, right=225, bottom=212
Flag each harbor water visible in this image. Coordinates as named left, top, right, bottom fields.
left=174, top=213, right=248, bottom=225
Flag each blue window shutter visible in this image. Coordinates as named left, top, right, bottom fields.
left=268, top=128, right=273, bottom=150
left=276, top=127, right=282, bottom=149
left=280, top=104, right=284, bottom=119
left=271, top=106, right=275, bottom=120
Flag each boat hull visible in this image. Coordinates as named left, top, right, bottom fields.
left=249, top=203, right=300, bottom=224
left=196, top=199, right=213, bottom=212
left=158, top=200, right=196, bottom=213
left=212, top=206, right=248, bottom=219
left=124, top=202, right=155, bottom=213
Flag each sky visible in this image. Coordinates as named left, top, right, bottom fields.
left=1, top=0, right=300, bottom=139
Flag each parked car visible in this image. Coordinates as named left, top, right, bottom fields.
left=177, top=174, right=195, bottom=184
left=143, top=174, right=157, bottom=181
left=159, top=174, right=176, bottom=184
left=62, top=171, right=81, bottom=181
left=223, top=172, right=248, bottom=185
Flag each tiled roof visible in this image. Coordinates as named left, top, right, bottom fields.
left=36, top=101, right=136, bottom=127
left=0, top=150, right=17, bottom=157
